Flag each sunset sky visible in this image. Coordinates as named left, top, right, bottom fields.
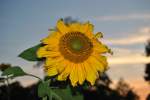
left=0, top=0, right=150, bottom=98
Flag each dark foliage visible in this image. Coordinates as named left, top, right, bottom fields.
left=144, top=41, right=150, bottom=100
left=83, top=77, right=139, bottom=100
left=0, top=82, right=40, bottom=100
left=0, top=74, right=139, bottom=100
left=146, top=94, right=150, bottom=100
left=145, top=41, right=150, bottom=81
left=0, top=63, right=11, bottom=71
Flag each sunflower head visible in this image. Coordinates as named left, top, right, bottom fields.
left=37, top=19, right=112, bottom=86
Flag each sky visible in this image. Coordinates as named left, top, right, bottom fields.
left=0, top=0, right=150, bottom=93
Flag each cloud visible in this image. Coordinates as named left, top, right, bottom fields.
left=139, top=27, right=150, bottom=33
left=107, top=47, right=150, bottom=65
left=103, top=27, right=150, bottom=45
left=104, top=35, right=149, bottom=45
left=111, top=47, right=143, bottom=56
left=95, top=13, right=150, bottom=21
left=108, top=55, right=150, bottom=65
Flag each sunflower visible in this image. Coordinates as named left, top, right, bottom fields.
left=37, top=19, right=111, bottom=86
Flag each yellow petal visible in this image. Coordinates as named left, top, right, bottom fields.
left=86, top=58, right=97, bottom=73
left=94, top=55, right=108, bottom=69
left=46, top=65, right=58, bottom=76
left=78, top=64, right=86, bottom=85
left=47, top=51, right=60, bottom=58
left=41, top=32, right=60, bottom=45
left=45, top=57, right=63, bottom=66
left=69, top=22, right=81, bottom=32
left=45, top=58, right=54, bottom=66
left=45, top=45, right=59, bottom=52
left=56, top=60, right=66, bottom=73
left=86, top=23, right=94, bottom=36
left=37, top=46, right=50, bottom=58
left=80, top=22, right=94, bottom=38
left=70, top=64, right=78, bottom=86
left=57, top=62, right=71, bottom=81
left=56, top=19, right=70, bottom=34
left=92, top=39, right=109, bottom=54
left=46, top=58, right=65, bottom=76
left=88, top=56, right=106, bottom=73
left=83, top=61, right=97, bottom=85
left=37, top=45, right=60, bottom=58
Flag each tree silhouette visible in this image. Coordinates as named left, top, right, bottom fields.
left=0, top=63, right=11, bottom=71
left=0, top=81, right=40, bottom=100
left=116, top=78, right=131, bottom=96
left=144, top=40, right=150, bottom=100
left=145, top=41, right=150, bottom=82
left=83, top=74, right=139, bottom=100
left=115, top=79, right=139, bottom=100
left=0, top=70, right=140, bottom=100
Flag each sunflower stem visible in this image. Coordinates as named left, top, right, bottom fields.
left=6, top=75, right=10, bottom=100
left=42, top=96, right=47, bottom=100
left=26, top=73, right=43, bottom=82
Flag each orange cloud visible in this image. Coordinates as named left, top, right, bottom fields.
left=108, top=55, right=150, bottom=65
left=107, top=47, right=150, bottom=65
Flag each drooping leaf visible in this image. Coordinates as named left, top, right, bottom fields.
left=2, top=66, right=26, bottom=77
left=18, top=44, right=43, bottom=61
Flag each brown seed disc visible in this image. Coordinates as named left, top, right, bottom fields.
left=59, top=32, right=93, bottom=63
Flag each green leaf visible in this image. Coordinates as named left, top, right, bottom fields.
left=38, top=81, right=50, bottom=97
left=38, top=80, right=62, bottom=100
left=2, top=66, right=26, bottom=77
left=42, top=96, right=48, bottom=100
left=18, top=44, right=42, bottom=61
left=53, top=86, right=83, bottom=100
left=51, top=91, right=62, bottom=100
